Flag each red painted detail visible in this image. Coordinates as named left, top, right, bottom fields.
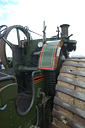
left=34, top=75, right=45, bottom=80
left=55, top=41, right=63, bottom=69
left=39, top=40, right=63, bottom=70
left=34, top=77, right=44, bottom=82
left=0, top=88, right=2, bottom=90
left=52, top=42, right=59, bottom=69
left=34, top=75, right=45, bottom=82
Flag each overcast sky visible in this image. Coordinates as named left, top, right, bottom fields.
left=0, top=0, right=85, bottom=56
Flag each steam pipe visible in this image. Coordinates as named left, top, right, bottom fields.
left=18, top=66, right=38, bottom=73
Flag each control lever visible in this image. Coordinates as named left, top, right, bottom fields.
left=66, top=34, right=73, bottom=39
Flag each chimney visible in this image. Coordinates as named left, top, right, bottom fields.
left=60, top=24, right=70, bottom=38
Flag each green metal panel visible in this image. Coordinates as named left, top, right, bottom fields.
left=24, top=39, right=43, bottom=62
left=0, top=70, right=47, bottom=128
left=0, top=83, right=18, bottom=107
left=39, top=40, right=63, bottom=70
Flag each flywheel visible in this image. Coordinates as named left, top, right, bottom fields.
left=52, top=57, right=85, bottom=128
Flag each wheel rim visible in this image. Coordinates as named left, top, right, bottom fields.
left=0, top=25, right=30, bottom=68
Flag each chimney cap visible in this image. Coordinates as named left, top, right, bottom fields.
left=60, top=24, right=70, bottom=28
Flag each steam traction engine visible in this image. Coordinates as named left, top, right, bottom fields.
left=0, top=23, right=84, bottom=128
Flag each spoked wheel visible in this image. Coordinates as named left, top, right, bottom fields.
left=0, top=25, right=30, bottom=68
left=52, top=57, right=85, bottom=128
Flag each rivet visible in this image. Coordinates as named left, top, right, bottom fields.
left=11, top=124, right=13, bottom=127
left=10, top=116, right=12, bottom=119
